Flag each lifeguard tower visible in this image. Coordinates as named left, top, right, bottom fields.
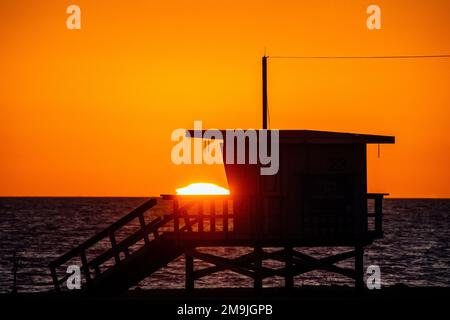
left=49, top=57, right=395, bottom=293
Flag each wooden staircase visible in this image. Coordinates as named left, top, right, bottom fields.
left=49, top=198, right=189, bottom=294
left=86, top=232, right=183, bottom=294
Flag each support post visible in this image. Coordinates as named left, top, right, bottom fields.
left=109, top=231, right=120, bottom=265
left=50, top=267, right=60, bottom=292
left=210, top=200, right=216, bottom=232
left=94, top=265, right=101, bottom=277
left=253, top=247, right=263, bottom=290
left=374, top=196, right=383, bottom=236
left=355, top=245, right=364, bottom=290
left=185, top=252, right=194, bottom=291
left=198, top=201, right=204, bottom=232
left=138, top=212, right=150, bottom=245
left=80, top=250, right=92, bottom=285
left=223, top=199, right=229, bottom=234
left=284, top=247, right=294, bottom=289
left=174, top=200, right=179, bottom=234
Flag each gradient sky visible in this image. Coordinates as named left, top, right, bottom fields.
left=1, top=0, right=449, bottom=197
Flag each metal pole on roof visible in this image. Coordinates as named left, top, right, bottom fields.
left=262, top=55, right=268, bottom=129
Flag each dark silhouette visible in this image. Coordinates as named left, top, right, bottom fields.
left=49, top=129, right=394, bottom=294
left=49, top=57, right=395, bottom=294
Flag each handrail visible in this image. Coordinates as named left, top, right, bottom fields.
left=367, top=193, right=387, bottom=237
left=49, top=196, right=232, bottom=291
left=171, top=197, right=233, bottom=234
left=49, top=198, right=157, bottom=268
left=49, top=197, right=201, bottom=291
left=87, top=214, right=176, bottom=269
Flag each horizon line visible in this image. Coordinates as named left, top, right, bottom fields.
left=1, top=195, right=450, bottom=200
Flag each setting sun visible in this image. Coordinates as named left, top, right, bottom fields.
left=176, top=183, right=230, bottom=195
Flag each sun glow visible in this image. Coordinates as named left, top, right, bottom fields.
left=176, top=183, right=230, bottom=195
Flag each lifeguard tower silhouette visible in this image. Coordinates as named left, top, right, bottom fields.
left=49, top=57, right=394, bottom=293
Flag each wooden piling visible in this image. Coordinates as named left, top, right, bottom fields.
left=185, top=252, right=194, bottom=291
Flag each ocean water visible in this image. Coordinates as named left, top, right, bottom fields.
left=0, top=198, right=449, bottom=293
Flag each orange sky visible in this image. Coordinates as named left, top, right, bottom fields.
left=1, top=0, right=449, bottom=197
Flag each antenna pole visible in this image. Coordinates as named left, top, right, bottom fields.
left=262, top=55, right=268, bottom=129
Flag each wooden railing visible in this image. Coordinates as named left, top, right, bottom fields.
left=161, top=195, right=233, bottom=234
left=367, top=193, right=387, bottom=238
left=49, top=198, right=163, bottom=291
